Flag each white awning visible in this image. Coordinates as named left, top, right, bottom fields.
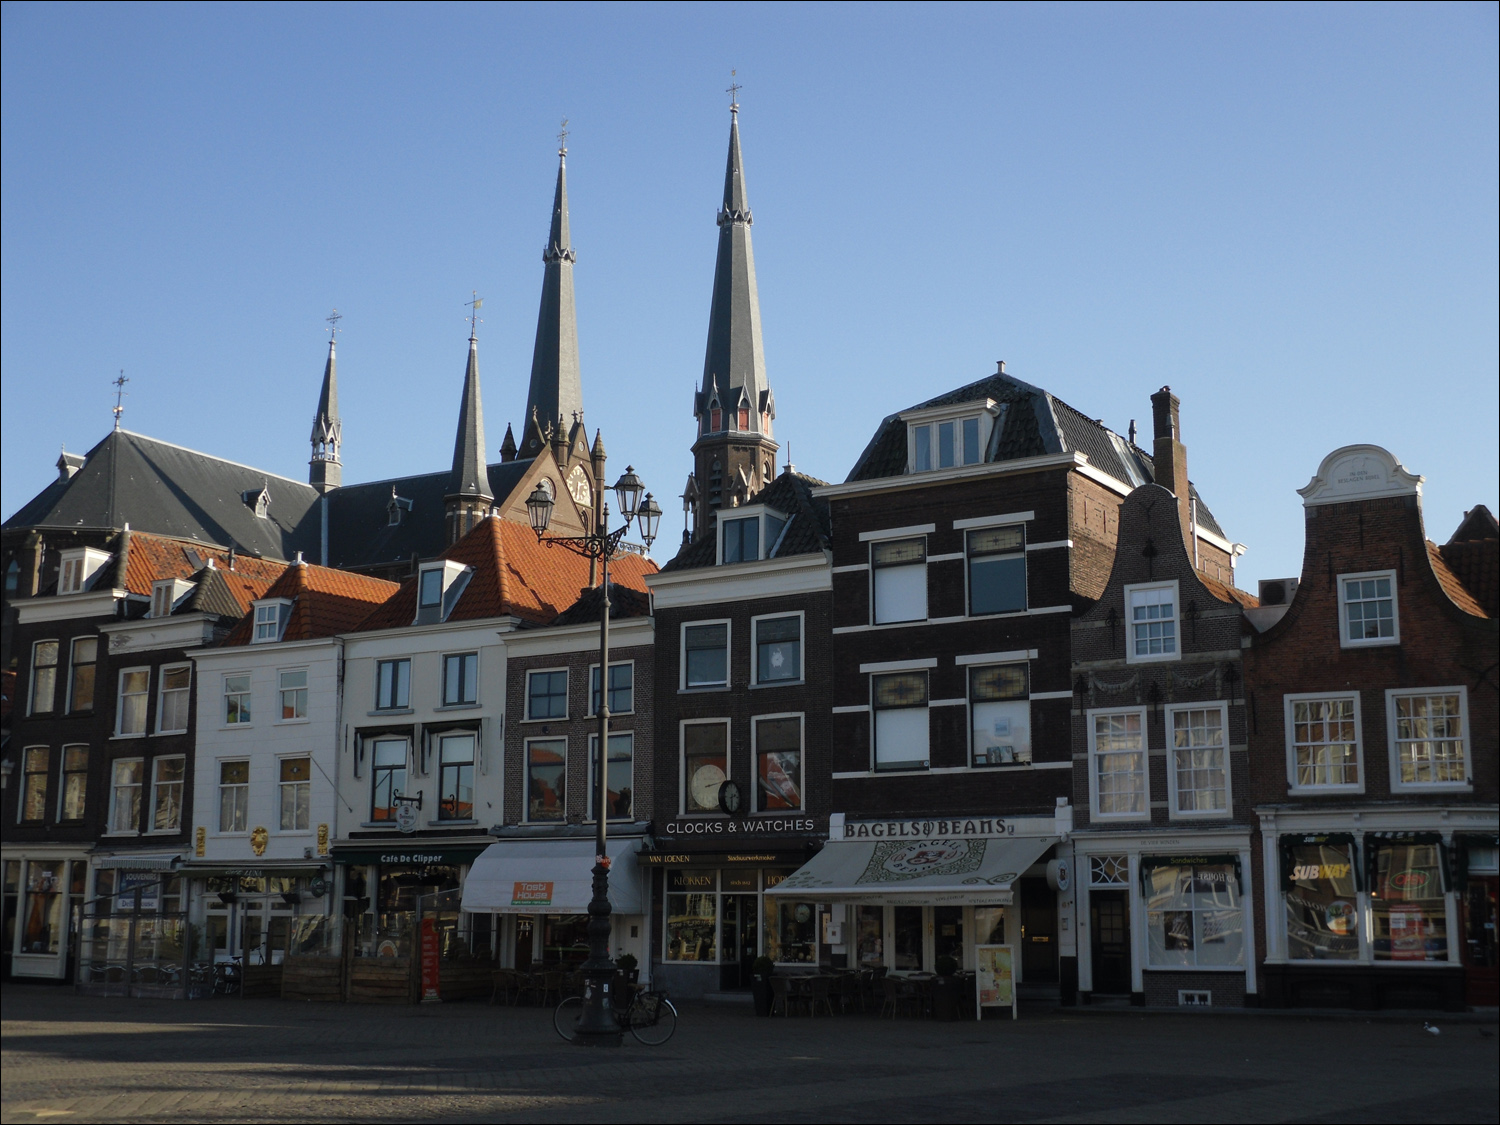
left=94, top=853, right=181, bottom=872
left=460, top=837, right=646, bottom=915
left=765, top=836, right=1057, bottom=906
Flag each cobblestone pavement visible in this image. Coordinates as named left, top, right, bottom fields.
left=3, top=985, right=1496, bottom=1124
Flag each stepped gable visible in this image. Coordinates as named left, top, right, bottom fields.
left=663, top=468, right=830, bottom=573
left=1440, top=504, right=1499, bottom=618
left=354, top=515, right=657, bottom=631
left=223, top=562, right=398, bottom=646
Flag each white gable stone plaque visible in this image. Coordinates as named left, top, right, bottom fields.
left=1298, top=444, right=1423, bottom=508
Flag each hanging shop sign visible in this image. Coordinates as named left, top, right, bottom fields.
left=419, top=917, right=441, bottom=1003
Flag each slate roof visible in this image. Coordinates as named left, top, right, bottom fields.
left=353, top=515, right=657, bottom=632
left=1427, top=541, right=1489, bottom=619
left=1440, top=505, right=1499, bottom=618
left=222, top=563, right=400, bottom=646
left=550, top=581, right=653, bottom=626
left=844, top=370, right=1228, bottom=539
left=661, top=468, right=831, bottom=573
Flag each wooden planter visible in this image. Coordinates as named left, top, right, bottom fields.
left=281, top=955, right=344, bottom=1003
left=347, top=957, right=415, bottom=1004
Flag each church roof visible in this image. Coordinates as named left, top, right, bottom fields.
left=662, top=468, right=830, bottom=572
left=524, top=150, right=584, bottom=440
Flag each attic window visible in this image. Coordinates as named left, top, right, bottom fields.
left=415, top=561, right=473, bottom=626
left=150, top=578, right=193, bottom=618
left=242, top=487, right=272, bottom=519
left=387, top=492, right=413, bottom=527
left=904, top=401, right=995, bottom=474
left=58, top=548, right=111, bottom=595
left=719, top=505, right=790, bottom=565
left=252, top=598, right=292, bottom=643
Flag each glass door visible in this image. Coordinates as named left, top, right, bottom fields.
left=719, top=894, right=759, bottom=990
left=1090, top=890, right=1131, bottom=994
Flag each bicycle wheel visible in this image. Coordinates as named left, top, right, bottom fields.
left=553, top=994, right=585, bottom=1041
left=628, top=993, right=678, bottom=1046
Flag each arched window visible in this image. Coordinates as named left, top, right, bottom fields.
left=737, top=406, right=750, bottom=430
left=711, top=408, right=722, bottom=432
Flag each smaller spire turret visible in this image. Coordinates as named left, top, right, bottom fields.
left=309, top=335, right=342, bottom=493
left=500, top=423, right=518, bottom=463
left=445, top=331, right=492, bottom=544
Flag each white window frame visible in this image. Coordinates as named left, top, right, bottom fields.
left=368, top=738, right=410, bottom=824
left=57, top=547, right=111, bottom=595
left=680, top=718, right=732, bottom=816
left=1338, top=569, right=1400, bottom=648
left=1087, top=706, right=1150, bottom=821
left=870, top=537, right=928, bottom=625
left=435, top=732, right=478, bottom=822
left=1284, top=691, right=1364, bottom=794
left=277, top=755, right=312, bottom=832
left=66, top=635, right=98, bottom=714
left=871, top=669, right=930, bottom=772
left=967, top=663, right=1032, bottom=768
left=587, top=731, right=636, bottom=821
left=1386, top=686, right=1471, bottom=791
left=156, top=663, right=192, bottom=734
left=18, top=745, right=50, bottom=824
left=441, top=651, right=480, bottom=707
left=29, top=639, right=59, bottom=716
left=716, top=504, right=790, bottom=565
left=752, top=711, right=805, bottom=813
left=217, top=758, right=250, bottom=834
left=149, top=755, right=186, bottom=832
left=588, top=660, right=635, bottom=716
left=58, top=744, right=88, bottom=822
left=524, top=735, right=569, bottom=824
left=904, top=401, right=992, bottom=473
left=115, top=666, right=151, bottom=738
left=525, top=666, right=569, bottom=721
left=150, top=578, right=192, bottom=619
left=414, top=561, right=472, bottom=625
left=681, top=619, right=732, bottom=691
left=107, top=757, right=144, bottom=835
left=1164, top=701, right=1232, bottom=820
left=375, top=658, right=411, bottom=711
left=965, top=525, right=1028, bottom=618
left=252, top=598, right=292, bottom=644
left=277, top=667, right=309, bottom=723
left=223, top=672, right=253, bottom=726
left=751, top=610, right=804, bottom=687
left=1124, top=580, right=1180, bottom=665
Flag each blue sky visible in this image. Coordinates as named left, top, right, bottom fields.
left=3, top=2, right=1496, bottom=586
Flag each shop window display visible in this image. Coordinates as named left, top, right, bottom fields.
left=857, top=905, right=885, bottom=967
left=1283, top=837, right=1360, bottom=961
left=665, top=871, right=717, bottom=962
left=543, top=914, right=590, bottom=966
left=1144, top=861, right=1244, bottom=968
left=20, top=861, right=65, bottom=955
left=765, top=898, right=818, bottom=964
left=974, top=905, right=1006, bottom=946
left=934, top=905, right=965, bottom=963
left=1371, top=840, right=1447, bottom=962
left=893, top=906, right=923, bottom=970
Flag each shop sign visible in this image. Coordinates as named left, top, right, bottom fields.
left=840, top=816, right=1054, bottom=841
left=1291, top=864, right=1351, bottom=882
left=640, top=852, right=802, bottom=867
left=119, top=872, right=159, bottom=912
left=664, top=817, right=819, bottom=836
left=975, top=944, right=1017, bottom=1020
left=195, top=827, right=207, bottom=858
left=419, top=917, right=441, bottom=1003
left=1388, top=903, right=1428, bottom=961
left=316, top=824, right=330, bottom=857
left=512, top=881, right=554, bottom=907
left=1390, top=870, right=1430, bottom=892
left=333, top=847, right=487, bottom=866
left=395, top=804, right=420, bottom=834
left=251, top=826, right=269, bottom=856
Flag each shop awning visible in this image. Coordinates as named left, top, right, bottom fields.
left=765, top=836, right=1056, bottom=906
left=460, top=837, right=646, bottom=915
left=94, top=853, right=181, bottom=871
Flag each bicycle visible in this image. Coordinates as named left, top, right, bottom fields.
left=553, top=985, right=678, bottom=1045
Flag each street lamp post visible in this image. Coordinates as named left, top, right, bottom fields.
left=527, top=468, right=661, bottom=1047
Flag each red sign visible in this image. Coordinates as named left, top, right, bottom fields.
left=1387, top=903, right=1427, bottom=962
left=419, top=917, right=441, bottom=1002
left=512, top=881, right=554, bottom=906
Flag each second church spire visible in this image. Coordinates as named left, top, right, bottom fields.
left=522, top=134, right=584, bottom=459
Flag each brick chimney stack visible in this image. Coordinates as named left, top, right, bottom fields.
left=1151, top=386, right=1193, bottom=557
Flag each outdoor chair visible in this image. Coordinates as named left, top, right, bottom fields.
left=807, top=975, right=836, bottom=1017
left=769, top=975, right=791, bottom=1017
left=538, top=970, right=565, bottom=1008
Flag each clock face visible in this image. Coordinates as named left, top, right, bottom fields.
left=567, top=466, right=592, bottom=507
left=718, top=780, right=742, bottom=815
left=689, top=764, right=726, bottom=811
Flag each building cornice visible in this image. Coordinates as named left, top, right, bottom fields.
left=646, top=551, right=831, bottom=609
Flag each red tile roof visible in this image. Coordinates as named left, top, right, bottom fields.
left=222, top=562, right=400, bottom=645
left=1198, top=571, right=1259, bottom=610
left=121, top=531, right=287, bottom=607
left=354, top=516, right=657, bottom=632
left=1427, top=541, right=1488, bottom=619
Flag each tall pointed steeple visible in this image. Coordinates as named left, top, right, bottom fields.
left=688, top=95, right=779, bottom=540
left=446, top=318, right=493, bottom=544
left=522, top=134, right=583, bottom=460
left=309, top=337, right=342, bottom=493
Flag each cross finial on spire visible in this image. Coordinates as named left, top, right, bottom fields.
left=466, top=291, right=484, bottom=341
left=727, top=69, right=741, bottom=115
left=112, top=370, right=129, bottom=430
left=557, top=117, right=569, bottom=158
left=326, top=308, right=342, bottom=341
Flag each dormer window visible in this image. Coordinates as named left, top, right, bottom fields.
left=57, top=547, right=111, bottom=595
left=904, top=401, right=995, bottom=474
left=711, top=407, right=723, bottom=432
left=387, top=492, right=413, bottom=527
left=718, top=506, right=790, bottom=565
left=252, top=598, right=292, bottom=643
left=414, top=561, right=473, bottom=625
left=737, top=405, right=750, bottom=430
left=150, top=578, right=193, bottom=618
left=242, top=487, right=272, bottom=519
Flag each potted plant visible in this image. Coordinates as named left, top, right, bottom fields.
left=615, top=951, right=639, bottom=983
left=932, top=955, right=960, bottom=1021
left=751, top=955, right=775, bottom=1017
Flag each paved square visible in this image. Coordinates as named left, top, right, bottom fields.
left=2, top=986, right=1496, bottom=1124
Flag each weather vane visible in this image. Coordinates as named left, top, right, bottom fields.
left=727, top=69, right=741, bottom=114
left=466, top=291, right=484, bottom=340
left=326, top=309, right=342, bottom=340
left=558, top=118, right=569, bottom=157
left=112, top=371, right=129, bottom=431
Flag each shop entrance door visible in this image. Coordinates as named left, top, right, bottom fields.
left=1463, top=876, right=1498, bottom=1007
left=720, top=895, right=758, bottom=990
left=1090, top=890, right=1131, bottom=994
left=513, top=915, right=534, bottom=971
left=1019, top=877, right=1057, bottom=982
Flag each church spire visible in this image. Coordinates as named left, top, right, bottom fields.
left=446, top=307, right=492, bottom=544
left=309, top=323, right=342, bottom=493
left=522, top=128, right=583, bottom=459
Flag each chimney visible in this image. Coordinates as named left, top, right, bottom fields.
left=1151, top=386, right=1193, bottom=557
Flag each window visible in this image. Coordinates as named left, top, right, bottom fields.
left=664, top=870, right=718, bottom=962
left=1167, top=704, right=1229, bottom=815
left=116, top=668, right=150, bottom=736
left=57, top=547, right=109, bottom=595
left=419, top=568, right=443, bottom=609
left=1282, top=836, right=1360, bottom=961
left=18, top=860, right=65, bottom=955
left=755, top=716, right=802, bottom=811
left=1371, top=839, right=1447, bottom=962
left=279, top=669, right=308, bottom=720
left=109, top=759, right=144, bottom=833
left=30, top=641, right=58, bottom=714
left=151, top=579, right=189, bottom=618
left=590, top=663, right=633, bottom=715
left=872, top=538, right=927, bottom=624
left=1126, top=582, right=1178, bottom=662
left=723, top=516, right=759, bottom=563
left=526, top=738, right=567, bottom=822
left=416, top=562, right=473, bottom=623
left=157, top=665, right=191, bottom=734
left=683, top=623, right=729, bottom=688
left=965, top=526, right=1027, bottom=616
left=60, top=556, right=85, bottom=593
left=437, top=734, right=475, bottom=820
left=873, top=671, right=929, bottom=771
left=369, top=740, right=408, bottom=822
left=910, top=416, right=982, bottom=472
left=970, top=664, right=1030, bottom=767
left=526, top=669, right=567, bottom=719
left=252, top=601, right=289, bottom=643
left=20, top=747, right=49, bottom=822
left=683, top=722, right=729, bottom=813
left=1090, top=709, right=1147, bottom=818
left=67, top=637, right=97, bottom=713
left=1339, top=570, right=1398, bottom=647
left=60, top=746, right=87, bottom=820
left=737, top=405, right=750, bottom=430
left=1388, top=689, right=1469, bottom=788
left=589, top=733, right=634, bottom=819
left=442, top=652, right=478, bottom=706
left=1144, top=862, right=1243, bottom=967
left=218, top=761, right=249, bottom=832
left=278, top=758, right=311, bottom=830
left=376, top=659, right=410, bottom=710
left=151, top=756, right=185, bottom=831
left=1287, top=694, right=1361, bottom=790
left=754, top=615, right=802, bottom=684
left=223, top=674, right=252, bottom=724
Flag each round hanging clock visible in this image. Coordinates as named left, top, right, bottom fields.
left=717, top=779, right=743, bottom=815
left=689, top=764, right=726, bottom=811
